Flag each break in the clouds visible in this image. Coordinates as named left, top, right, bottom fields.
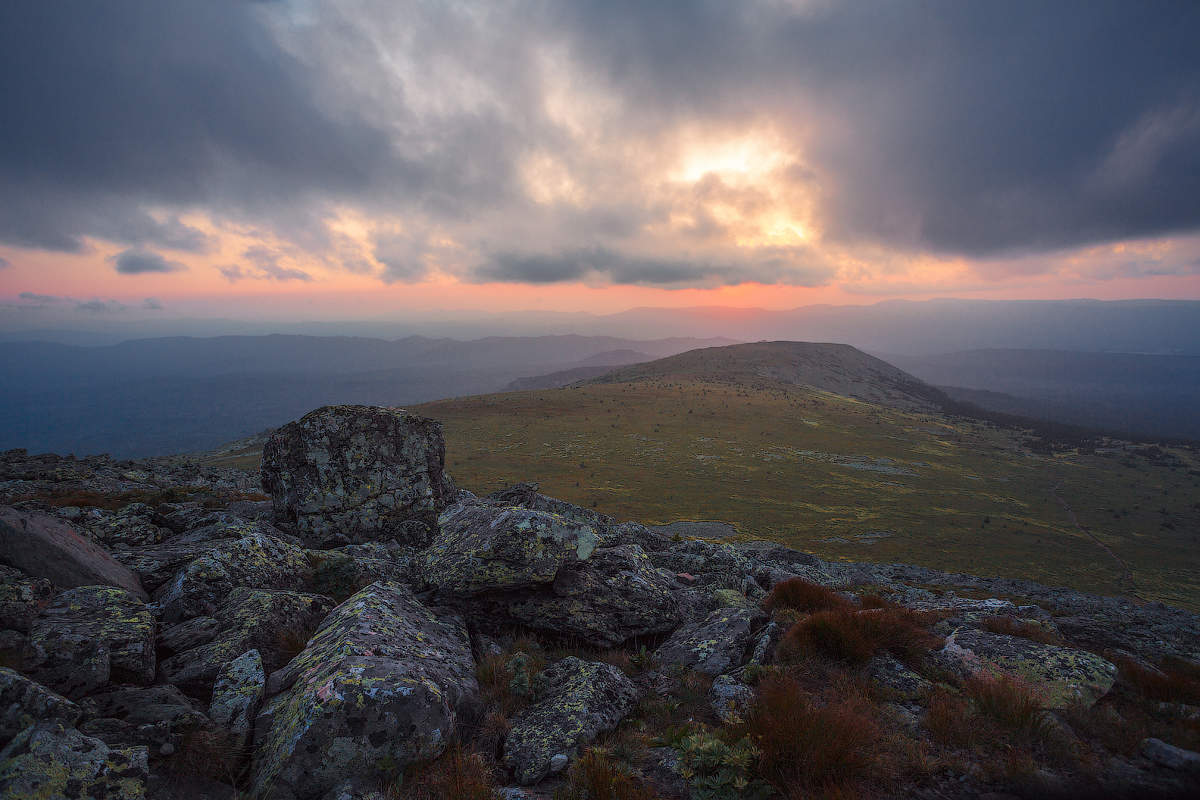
left=110, top=249, right=185, bottom=275
left=1, top=1, right=1199, bottom=290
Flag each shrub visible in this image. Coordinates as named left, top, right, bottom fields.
left=744, top=673, right=879, bottom=792
left=396, top=745, right=499, bottom=800
left=552, top=748, right=660, bottom=800
left=776, top=608, right=939, bottom=666
left=965, top=673, right=1051, bottom=739
left=763, top=578, right=852, bottom=614
left=979, top=615, right=1061, bottom=645
left=676, top=731, right=772, bottom=800
left=924, top=687, right=975, bottom=747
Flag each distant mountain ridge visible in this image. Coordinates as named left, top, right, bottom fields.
left=588, top=341, right=949, bottom=412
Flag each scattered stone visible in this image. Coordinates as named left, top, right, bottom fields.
left=655, top=606, right=764, bottom=675
left=0, top=666, right=80, bottom=745
left=250, top=582, right=478, bottom=800
left=261, top=405, right=455, bottom=548
left=0, top=507, right=148, bottom=600
left=26, top=585, right=156, bottom=699
left=1141, top=738, right=1200, bottom=773
left=0, top=722, right=149, bottom=799
left=709, top=675, right=754, bottom=725
left=503, top=656, right=639, bottom=785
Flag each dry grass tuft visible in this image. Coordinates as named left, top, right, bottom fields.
left=552, top=748, right=661, bottom=800
left=965, top=673, right=1051, bottom=739
left=744, top=673, right=880, bottom=793
left=396, top=745, right=499, bottom=800
left=776, top=608, right=940, bottom=666
left=1115, top=655, right=1200, bottom=705
left=979, top=615, right=1062, bottom=645
left=163, top=728, right=247, bottom=783
left=764, top=578, right=853, bottom=614
left=924, top=687, right=976, bottom=747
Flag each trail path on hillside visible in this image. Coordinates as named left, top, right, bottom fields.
left=1050, top=480, right=1145, bottom=603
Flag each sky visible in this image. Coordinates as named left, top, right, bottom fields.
left=2, top=0, right=1200, bottom=321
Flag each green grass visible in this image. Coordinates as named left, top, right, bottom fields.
left=410, top=380, right=1200, bottom=611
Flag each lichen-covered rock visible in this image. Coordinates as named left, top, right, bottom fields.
left=249, top=582, right=478, bottom=800
left=867, top=654, right=931, bottom=701
left=155, top=525, right=311, bottom=623
left=709, top=675, right=754, bottom=725
left=654, top=606, right=765, bottom=676
left=503, top=656, right=639, bottom=785
left=26, top=585, right=155, bottom=699
left=111, top=526, right=238, bottom=594
left=159, top=616, right=220, bottom=655
left=161, top=588, right=333, bottom=695
left=0, top=722, right=149, bottom=799
left=309, top=541, right=417, bottom=602
left=85, top=503, right=170, bottom=549
left=0, top=667, right=80, bottom=745
left=502, top=545, right=680, bottom=647
left=0, top=565, right=53, bottom=633
left=0, top=507, right=148, bottom=600
left=261, top=405, right=455, bottom=548
left=423, top=501, right=602, bottom=594
left=940, top=628, right=1117, bottom=708
left=210, top=649, right=264, bottom=755
left=78, top=685, right=208, bottom=754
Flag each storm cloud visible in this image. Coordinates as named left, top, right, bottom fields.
left=1, top=1, right=1198, bottom=287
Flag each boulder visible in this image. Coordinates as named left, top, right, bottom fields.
left=0, top=666, right=80, bottom=745
left=1141, top=737, right=1200, bottom=773
left=209, top=649, right=265, bottom=756
left=709, top=675, right=754, bottom=725
left=154, top=526, right=311, bottom=623
left=249, top=582, right=478, bottom=800
left=0, top=507, right=147, bottom=600
left=260, top=405, right=455, bottom=548
left=27, top=585, right=156, bottom=699
left=159, top=616, right=221, bottom=655
left=160, top=588, right=333, bottom=695
left=0, top=564, right=54, bottom=633
left=111, top=526, right=238, bottom=593
left=503, top=657, right=639, bottom=785
left=0, top=722, right=149, bottom=799
left=309, top=541, right=417, bottom=602
left=940, top=628, right=1116, bottom=708
left=654, top=606, right=765, bottom=676
left=78, top=685, right=208, bottom=755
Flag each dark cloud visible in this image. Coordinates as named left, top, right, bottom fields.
left=477, top=245, right=831, bottom=288
left=110, top=249, right=185, bottom=275
left=18, top=292, right=63, bottom=303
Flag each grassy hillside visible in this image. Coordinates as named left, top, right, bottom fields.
left=414, top=380, right=1200, bottom=611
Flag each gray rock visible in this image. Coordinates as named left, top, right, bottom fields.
left=111, top=527, right=237, bottom=593
left=0, top=666, right=80, bottom=745
left=938, top=628, right=1116, bottom=709
left=249, top=582, right=478, bottom=800
left=210, top=649, right=264, bottom=755
left=0, top=722, right=149, bottom=799
left=1141, top=737, right=1200, bottom=773
left=78, top=684, right=208, bottom=753
left=655, top=606, right=765, bottom=675
left=161, top=588, right=333, bottom=695
left=154, top=525, right=311, bottom=623
left=0, top=507, right=148, bottom=600
left=309, top=542, right=417, bottom=602
left=0, top=564, right=54, bottom=634
left=27, top=585, right=156, bottom=699
left=868, top=654, right=932, bottom=701
left=709, top=675, right=754, bottom=725
left=503, top=656, right=639, bottom=785
left=261, top=405, right=455, bottom=548
left=159, top=616, right=221, bottom=655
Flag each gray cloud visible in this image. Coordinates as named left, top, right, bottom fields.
left=18, top=292, right=63, bottom=303
left=220, top=247, right=312, bottom=282
left=142, top=297, right=164, bottom=310
left=75, top=299, right=125, bottom=313
left=110, top=249, right=185, bottom=275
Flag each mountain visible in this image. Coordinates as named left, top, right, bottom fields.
left=888, top=349, right=1200, bottom=440
left=590, top=340, right=950, bottom=412
left=0, top=334, right=735, bottom=457
left=504, top=349, right=654, bottom=391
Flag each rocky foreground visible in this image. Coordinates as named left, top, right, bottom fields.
left=1, top=405, right=1198, bottom=799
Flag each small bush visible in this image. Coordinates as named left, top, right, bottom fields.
left=676, top=731, right=772, bottom=800
left=979, top=615, right=1061, bottom=645
left=965, top=673, right=1051, bottom=739
left=476, top=643, right=547, bottom=715
left=397, top=745, right=499, bottom=800
left=764, top=578, right=852, bottom=614
left=744, top=673, right=879, bottom=792
left=552, top=748, right=661, bottom=800
left=776, top=608, right=939, bottom=666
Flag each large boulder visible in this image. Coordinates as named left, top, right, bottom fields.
left=0, top=722, right=149, bottom=799
left=503, top=657, right=639, bottom=785
left=261, top=405, right=455, bottom=548
left=154, top=526, right=311, bottom=623
left=0, top=564, right=54, bottom=633
left=249, top=582, right=478, bottom=800
left=654, top=606, right=766, bottom=676
left=26, top=586, right=156, bottom=699
left=78, top=685, right=209, bottom=755
left=0, top=666, right=80, bottom=745
left=940, top=628, right=1117, bottom=708
left=0, top=507, right=148, bottom=600
left=425, top=502, right=678, bottom=646
left=160, top=588, right=333, bottom=696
